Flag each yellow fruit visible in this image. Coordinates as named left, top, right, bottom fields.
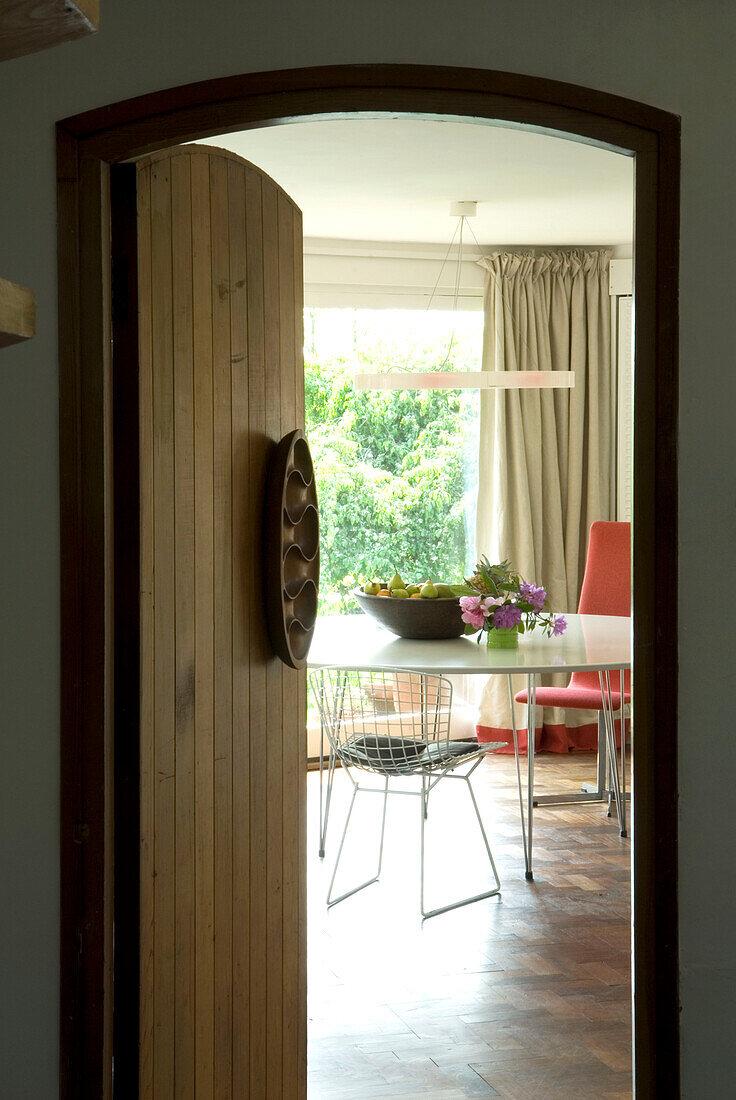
left=420, top=580, right=438, bottom=599
left=391, top=588, right=409, bottom=598
left=377, top=589, right=391, bottom=597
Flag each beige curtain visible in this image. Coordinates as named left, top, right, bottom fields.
left=475, top=249, right=613, bottom=746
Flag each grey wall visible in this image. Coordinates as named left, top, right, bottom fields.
left=0, top=1, right=733, bottom=1096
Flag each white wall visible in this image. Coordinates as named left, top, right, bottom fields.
left=0, top=2, right=732, bottom=1095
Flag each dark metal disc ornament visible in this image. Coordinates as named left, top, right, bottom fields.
left=264, top=429, right=319, bottom=669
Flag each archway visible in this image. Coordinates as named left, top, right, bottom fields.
left=57, top=64, right=679, bottom=1098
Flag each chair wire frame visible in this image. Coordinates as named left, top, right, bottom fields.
left=310, top=666, right=501, bottom=919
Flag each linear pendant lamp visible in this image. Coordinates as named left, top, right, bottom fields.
left=354, top=371, right=575, bottom=390
left=353, top=202, right=575, bottom=393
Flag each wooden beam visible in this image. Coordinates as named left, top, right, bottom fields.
left=0, top=0, right=98, bottom=63
left=0, top=276, right=35, bottom=347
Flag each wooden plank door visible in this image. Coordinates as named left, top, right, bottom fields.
left=136, top=144, right=306, bottom=1099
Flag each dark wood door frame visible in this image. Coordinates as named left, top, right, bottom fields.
left=57, top=64, right=680, bottom=1098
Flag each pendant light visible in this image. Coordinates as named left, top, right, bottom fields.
left=353, top=202, right=574, bottom=392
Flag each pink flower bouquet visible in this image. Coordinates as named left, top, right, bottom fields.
left=458, top=556, right=566, bottom=641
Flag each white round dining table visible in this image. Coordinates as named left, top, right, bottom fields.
left=308, top=612, right=632, bottom=879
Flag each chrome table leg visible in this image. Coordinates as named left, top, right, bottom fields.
left=525, top=673, right=536, bottom=881
left=507, top=676, right=528, bottom=873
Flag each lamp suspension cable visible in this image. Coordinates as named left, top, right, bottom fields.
left=430, top=212, right=467, bottom=371
left=353, top=201, right=574, bottom=393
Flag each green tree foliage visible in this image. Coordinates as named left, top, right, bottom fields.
left=306, top=347, right=478, bottom=614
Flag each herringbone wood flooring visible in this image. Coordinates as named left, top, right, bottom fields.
left=308, top=752, right=632, bottom=1099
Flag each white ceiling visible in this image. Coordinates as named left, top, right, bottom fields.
left=199, top=118, right=634, bottom=248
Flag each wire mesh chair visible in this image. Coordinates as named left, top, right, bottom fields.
left=310, top=666, right=502, bottom=919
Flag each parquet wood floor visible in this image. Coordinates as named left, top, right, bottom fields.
left=308, top=752, right=632, bottom=1099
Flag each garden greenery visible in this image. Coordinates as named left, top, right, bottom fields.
left=306, top=342, right=478, bottom=614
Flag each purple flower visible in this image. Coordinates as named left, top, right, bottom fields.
left=519, top=582, right=547, bottom=611
left=552, top=615, right=567, bottom=636
left=492, top=604, right=523, bottom=629
left=459, top=595, right=486, bottom=630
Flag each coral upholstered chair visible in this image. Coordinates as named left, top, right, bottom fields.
left=514, top=521, right=631, bottom=835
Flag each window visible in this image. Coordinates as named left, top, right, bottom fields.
left=305, top=307, right=482, bottom=614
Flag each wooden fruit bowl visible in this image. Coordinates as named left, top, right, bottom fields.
left=353, top=587, right=465, bottom=640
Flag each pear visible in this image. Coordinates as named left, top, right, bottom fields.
left=391, top=588, right=409, bottom=598
left=434, top=583, right=457, bottom=599
left=420, top=580, right=438, bottom=599
left=388, top=571, right=405, bottom=591
left=363, top=581, right=380, bottom=595
left=406, top=584, right=422, bottom=595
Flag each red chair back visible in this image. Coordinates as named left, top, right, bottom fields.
left=577, top=521, right=631, bottom=617
left=572, top=521, right=631, bottom=694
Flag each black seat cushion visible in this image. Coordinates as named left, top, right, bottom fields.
left=421, top=740, right=483, bottom=766
left=340, top=734, right=427, bottom=774
left=338, top=735, right=483, bottom=774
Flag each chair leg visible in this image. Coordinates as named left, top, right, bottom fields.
left=604, top=701, right=630, bottom=833
left=327, top=777, right=389, bottom=908
left=604, top=712, right=614, bottom=818
left=618, top=668, right=628, bottom=837
left=319, top=746, right=336, bottom=859
left=317, top=667, right=343, bottom=858
left=599, top=671, right=625, bottom=835
left=420, top=772, right=501, bottom=920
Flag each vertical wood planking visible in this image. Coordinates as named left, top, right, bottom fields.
left=171, top=153, right=196, bottom=1100
left=244, top=164, right=269, bottom=1098
left=229, top=159, right=251, bottom=1099
left=262, top=178, right=284, bottom=1100
left=293, top=213, right=308, bottom=1100
left=211, top=155, right=234, bottom=1100
left=278, top=193, right=300, bottom=1098
left=293, top=205, right=308, bottom=1100
left=137, top=162, right=155, bottom=1100
left=191, top=153, right=216, bottom=1098
left=150, top=157, right=176, bottom=1099
left=139, top=146, right=306, bottom=1099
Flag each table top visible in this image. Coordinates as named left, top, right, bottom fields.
left=308, top=613, right=631, bottom=675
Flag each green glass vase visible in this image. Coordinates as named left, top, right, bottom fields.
left=485, top=625, right=520, bottom=649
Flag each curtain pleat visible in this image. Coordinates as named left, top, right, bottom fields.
left=475, top=249, right=613, bottom=752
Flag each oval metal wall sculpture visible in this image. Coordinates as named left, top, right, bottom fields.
left=264, top=429, right=320, bottom=668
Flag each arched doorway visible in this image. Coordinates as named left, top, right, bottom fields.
left=57, top=64, right=679, bottom=1098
